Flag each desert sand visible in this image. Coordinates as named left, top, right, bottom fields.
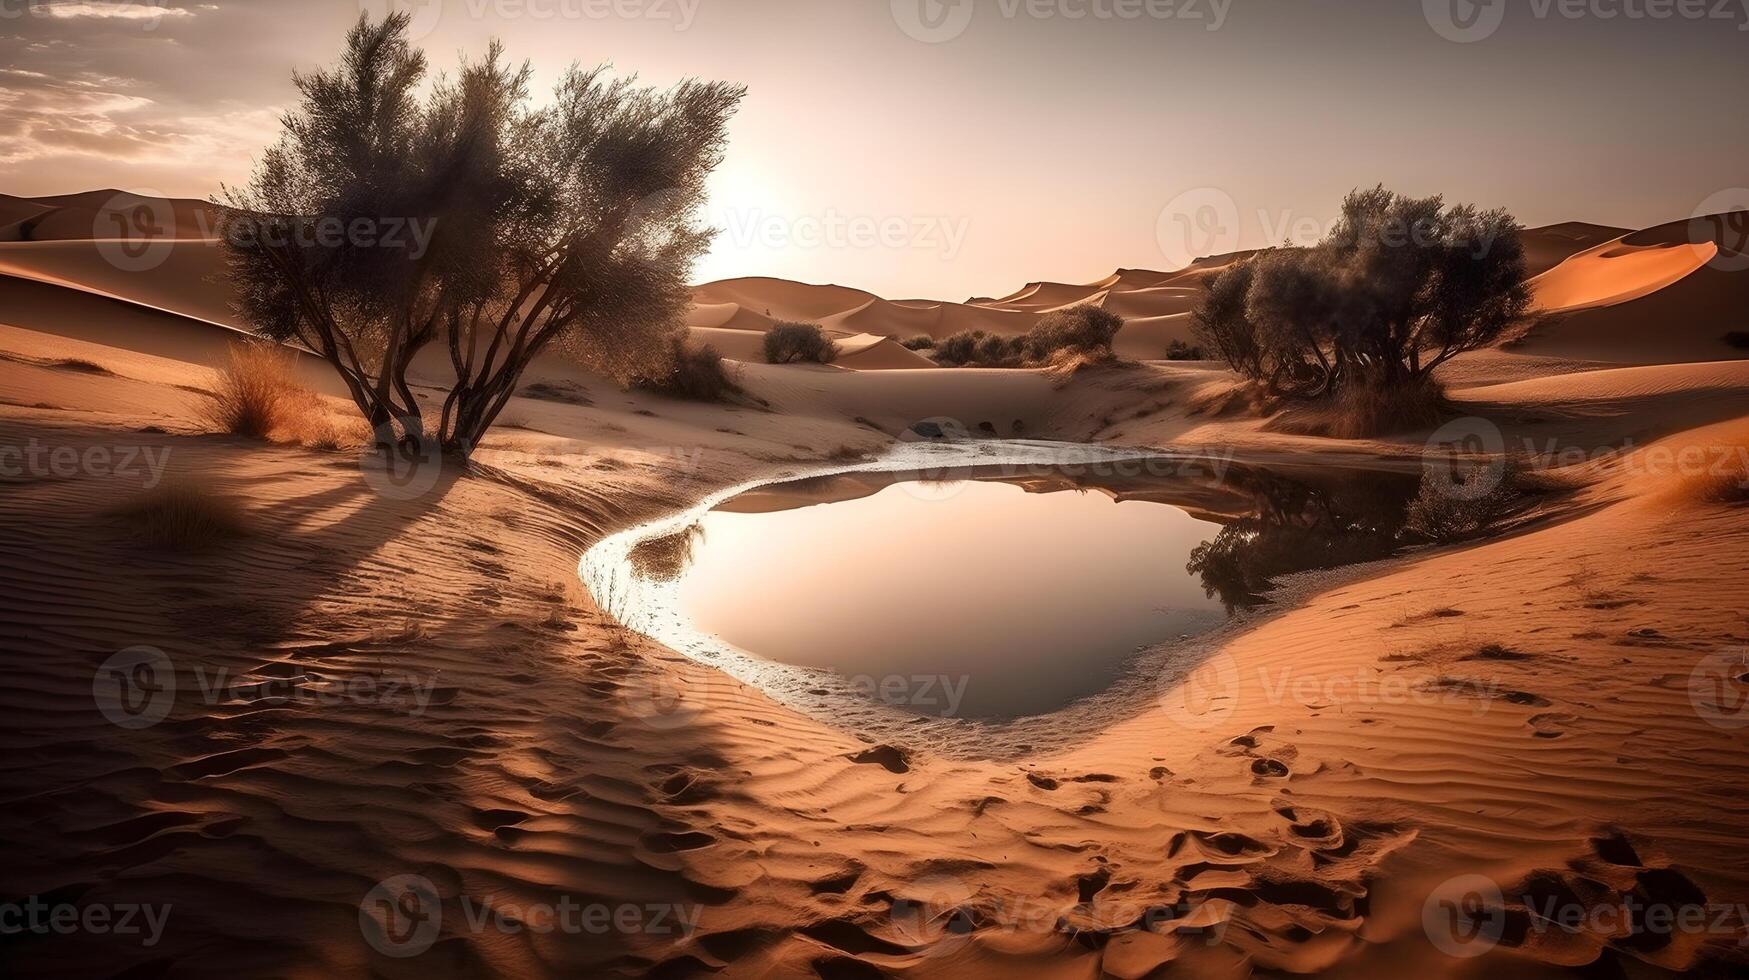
left=2, top=192, right=1747, bottom=978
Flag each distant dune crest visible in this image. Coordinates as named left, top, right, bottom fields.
left=3, top=191, right=1746, bottom=368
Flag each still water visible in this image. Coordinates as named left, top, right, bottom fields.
left=582, top=443, right=1419, bottom=725
left=674, top=477, right=1226, bottom=718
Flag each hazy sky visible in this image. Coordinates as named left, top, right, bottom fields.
left=3, top=0, right=1746, bottom=297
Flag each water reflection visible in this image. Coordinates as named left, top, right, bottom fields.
left=626, top=457, right=1418, bottom=720
left=1186, top=468, right=1418, bottom=612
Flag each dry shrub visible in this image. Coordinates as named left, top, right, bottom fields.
left=1039, top=347, right=1124, bottom=386
left=628, top=524, right=704, bottom=581
left=111, top=481, right=251, bottom=550
left=1027, top=303, right=1123, bottom=356
left=763, top=321, right=839, bottom=364
left=668, top=344, right=742, bottom=401
left=201, top=343, right=339, bottom=445
left=635, top=336, right=742, bottom=402
left=933, top=329, right=1020, bottom=367
left=1404, top=464, right=1521, bottom=542
left=1187, top=380, right=1268, bottom=419
left=1275, top=375, right=1448, bottom=439
left=1676, top=469, right=1749, bottom=504
left=1661, top=442, right=1749, bottom=506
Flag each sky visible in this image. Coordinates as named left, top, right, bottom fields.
left=2, top=0, right=1747, bottom=298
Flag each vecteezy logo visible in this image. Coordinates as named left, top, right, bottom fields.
left=92, top=646, right=177, bottom=729
left=359, top=0, right=444, bottom=41
left=625, top=668, right=715, bottom=731
left=1156, top=188, right=1240, bottom=271
left=1691, top=189, right=1749, bottom=273
left=1423, top=0, right=1506, bottom=42
left=94, top=190, right=177, bottom=273
left=1422, top=873, right=1506, bottom=958
left=359, top=874, right=442, bottom=957
left=892, top=0, right=975, bottom=43
left=890, top=874, right=977, bottom=957
left=1422, top=416, right=1507, bottom=501
left=361, top=423, right=443, bottom=501
left=1689, top=647, right=1749, bottom=730
left=895, top=417, right=973, bottom=501
left=1159, top=651, right=1241, bottom=730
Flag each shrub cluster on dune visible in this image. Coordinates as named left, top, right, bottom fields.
left=931, top=304, right=1126, bottom=369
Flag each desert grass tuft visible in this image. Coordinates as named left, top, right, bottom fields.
left=1273, top=375, right=1448, bottom=439
left=201, top=343, right=350, bottom=447
left=111, top=481, right=251, bottom=550
left=1661, top=443, right=1749, bottom=505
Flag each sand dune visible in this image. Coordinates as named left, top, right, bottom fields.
left=1519, top=220, right=1630, bottom=277
left=1516, top=213, right=1749, bottom=365
left=974, top=278, right=1109, bottom=311
left=691, top=276, right=880, bottom=322
left=831, top=332, right=936, bottom=369
left=0, top=239, right=241, bottom=330
left=0, top=189, right=220, bottom=243
left=5, top=188, right=1749, bottom=976
left=1114, top=312, right=1198, bottom=358
left=822, top=296, right=1041, bottom=339
left=685, top=300, right=776, bottom=333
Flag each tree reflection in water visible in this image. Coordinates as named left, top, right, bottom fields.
left=1187, top=468, right=1417, bottom=613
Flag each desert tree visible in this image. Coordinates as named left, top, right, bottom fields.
left=1191, top=186, right=1530, bottom=399
left=220, top=13, right=744, bottom=457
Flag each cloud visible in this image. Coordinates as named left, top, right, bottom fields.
left=15, top=1, right=195, bottom=22
left=0, top=1, right=292, bottom=194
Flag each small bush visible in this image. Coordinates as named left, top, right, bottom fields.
left=933, top=330, right=984, bottom=365
left=1334, top=376, right=1447, bottom=438
left=1278, top=374, right=1447, bottom=439
left=1025, top=304, right=1123, bottom=360
left=1673, top=469, right=1749, bottom=505
left=111, top=481, right=251, bottom=550
left=1404, top=465, right=1519, bottom=542
left=628, top=523, right=704, bottom=581
left=1723, top=330, right=1749, bottom=350
left=930, top=307, right=1126, bottom=369
left=763, top=321, right=839, bottom=364
left=1165, top=340, right=1207, bottom=361
left=976, top=332, right=1025, bottom=366
left=900, top=334, right=935, bottom=351
left=200, top=343, right=322, bottom=441
left=1660, top=436, right=1749, bottom=506
left=637, top=336, right=741, bottom=402
left=932, top=330, right=1025, bottom=367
